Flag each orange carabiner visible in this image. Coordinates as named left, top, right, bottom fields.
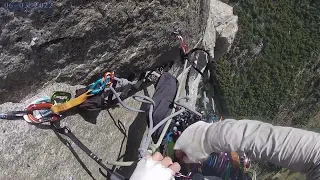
left=27, top=103, right=59, bottom=123
left=103, top=71, right=115, bottom=87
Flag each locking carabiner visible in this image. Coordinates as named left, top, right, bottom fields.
left=103, top=71, right=114, bottom=86
left=26, top=103, right=60, bottom=123
left=89, top=72, right=114, bottom=95
left=89, top=77, right=110, bottom=95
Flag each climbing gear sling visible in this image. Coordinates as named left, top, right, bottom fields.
left=50, top=72, right=114, bottom=114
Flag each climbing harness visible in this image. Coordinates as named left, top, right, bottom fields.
left=199, top=152, right=252, bottom=180
left=158, top=32, right=253, bottom=179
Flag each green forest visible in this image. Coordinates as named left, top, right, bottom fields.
left=217, top=0, right=320, bottom=127
left=215, top=0, right=319, bottom=178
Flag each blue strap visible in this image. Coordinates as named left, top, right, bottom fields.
left=167, top=132, right=173, bottom=142
left=209, top=156, right=214, bottom=166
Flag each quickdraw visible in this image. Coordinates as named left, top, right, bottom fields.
left=1, top=72, right=116, bottom=121
left=173, top=31, right=188, bottom=54
left=51, top=91, right=89, bottom=114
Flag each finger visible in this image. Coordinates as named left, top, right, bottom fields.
left=152, top=152, right=164, bottom=161
left=161, top=157, right=173, bottom=167
left=168, top=162, right=181, bottom=173
left=145, top=152, right=152, bottom=160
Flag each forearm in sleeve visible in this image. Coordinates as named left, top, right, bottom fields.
left=203, top=119, right=320, bottom=179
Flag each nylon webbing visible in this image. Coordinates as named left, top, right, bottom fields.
left=51, top=91, right=90, bottom=114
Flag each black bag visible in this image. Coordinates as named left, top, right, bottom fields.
left=151, top=72, right=179, bottom=143
left=75, top=84, right=106, bottom=111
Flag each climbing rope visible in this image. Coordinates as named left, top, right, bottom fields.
left=108, top=86, right=144, bottom=113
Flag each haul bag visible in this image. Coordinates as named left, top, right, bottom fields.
left=151, top=72, right=178, bottom=142
left=75, top=83, right=106, bottom=111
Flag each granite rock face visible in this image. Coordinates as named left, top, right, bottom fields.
left=0, top=0, right=208, bottom=103
left=0, top=0, right=238, bottom=179
left=203, top=0, right=238, bottom=59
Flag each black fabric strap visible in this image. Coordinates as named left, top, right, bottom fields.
left=51, top=124, right=128, bottom=180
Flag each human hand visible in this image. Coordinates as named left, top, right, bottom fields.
left=130, top=152, right=181, bottom=180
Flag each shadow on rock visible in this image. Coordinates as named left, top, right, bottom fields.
left=106, top=109, right=128, bottom=170
left=53, top=127, right=97, bottom=180
left=34, top=121, right=128, bottom=180
left=115, top=88, right=150, bottom=178
left=33, top=123, right=97, bottom=179
left=78, top=110, right=100, bottom=124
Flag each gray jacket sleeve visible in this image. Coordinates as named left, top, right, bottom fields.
left=175, top=119, right=320, bottom=179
